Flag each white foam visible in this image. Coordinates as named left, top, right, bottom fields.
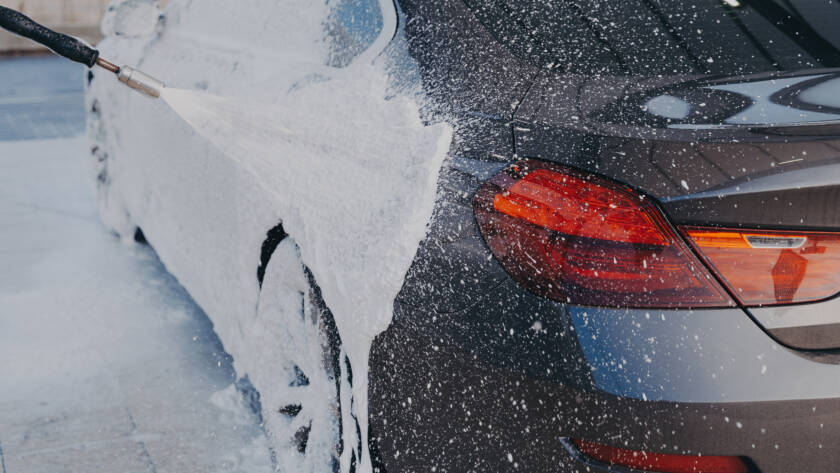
left=90, top=1, right=452, bottom=469
left=160, top=62, right=452, bottom=472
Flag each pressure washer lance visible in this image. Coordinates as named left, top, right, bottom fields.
left=0, top=5, right=164, bottom=98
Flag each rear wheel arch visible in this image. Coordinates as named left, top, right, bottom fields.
left=254, top=222, right=373, bottom=472
left=257, top=222, right=289, bottom=288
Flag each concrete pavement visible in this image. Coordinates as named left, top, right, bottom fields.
left=0, top=56, right=87, bottom=141
left=0, top=56, right=272, bottom=472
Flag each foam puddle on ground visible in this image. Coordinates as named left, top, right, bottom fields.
left=160, top=64, right=452, bottom=473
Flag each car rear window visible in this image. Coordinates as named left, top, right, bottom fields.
left=463, top=0, right=840, bottom=76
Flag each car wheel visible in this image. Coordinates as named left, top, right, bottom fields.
left=255, top=238, right=346, bottom=473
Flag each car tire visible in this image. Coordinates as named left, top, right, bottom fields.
left=255, top=238, right=351, bottom=473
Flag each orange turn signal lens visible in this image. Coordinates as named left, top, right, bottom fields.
left=683, top=228, right=840, bottom=306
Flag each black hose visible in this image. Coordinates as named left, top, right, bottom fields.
left=0, top=5, right=99, bottom=68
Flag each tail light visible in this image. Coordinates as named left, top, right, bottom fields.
left=473, top=160, right=734, bottom=308
left=683, top=228, right=840, bottom=306
left=568, top=438, right=751, bottom=473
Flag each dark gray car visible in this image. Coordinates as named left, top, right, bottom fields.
left=87, top=0, right=840, bottom=472
left=373, top=1, right=840, bottom=472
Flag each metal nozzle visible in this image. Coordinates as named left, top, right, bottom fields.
left=116, top=65, right=165, bottom=98
left=96, top=57, right=120, bottom=73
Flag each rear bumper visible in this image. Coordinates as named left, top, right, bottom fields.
left=371, top=278, right=840, bottom=472
left=571, top=305, right=840, bottom=404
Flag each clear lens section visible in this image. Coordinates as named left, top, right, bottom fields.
left=684, top=228, right=840, bottom=306
left=473, top=160, right=734, bottom=308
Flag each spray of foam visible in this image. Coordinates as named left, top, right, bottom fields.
left=160, top=64, right=452, bottom=472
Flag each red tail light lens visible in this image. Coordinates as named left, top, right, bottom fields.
left=684, top=228, right=840, bottom=306
left=473, top=160, right=734, bottom=308
left=571, top=438, right=751, bottom=473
